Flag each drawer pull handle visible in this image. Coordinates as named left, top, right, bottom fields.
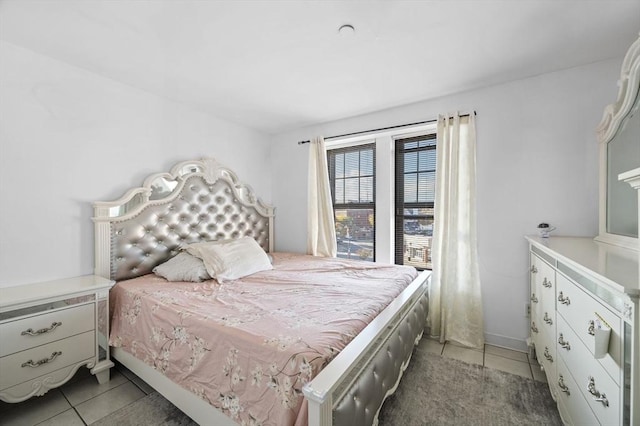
left=530, top=293, right=538, bottom=303
left=558, top=333, right=571, bottom=350
left=21, top=322, right=62, bottom=336
left=587, top=377, right=609, bottom=407
left=21, top=351, right=62, bottom=368
left=558, top=375, right=570, bottom=395
left=543, top=312, right=553, bottom=325
left=542, top=277, right=552, bottom=288
left=530, top=265, right=538, bottom=274
left=531, top=322, right=539, bottom=333
left=557, top=292, right=570, bottom=305
left=543, top=346, right=553, bottom=363
left=588, top=320, right=595, bottom=336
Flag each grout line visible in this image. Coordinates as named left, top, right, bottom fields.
left=129, top=376, right=151, bottom=395
left=439, top=341, right=540, bottom=379
left=76, top=381, right=144, bottom=425
left=60, top=386, right=87, bottom=426
left=63, top=384, right=90, bottom=426
left=72, top=405, right=89, bottom=426
left=31, top=391, right=82, bottom=426
left=528, top=361, right=535, bottom=381
left=484, top=343, right=529, bottom=355
left=482, top=344, right=486, bottom=367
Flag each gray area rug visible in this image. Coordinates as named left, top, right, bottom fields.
left=96, top=345, right=561, bottom=426
left=377, top=346, right=562, bottom=426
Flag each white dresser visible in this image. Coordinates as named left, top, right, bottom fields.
left=527, top=236, right=639, bottom=426
left=0, top=275, right=115, bottom=403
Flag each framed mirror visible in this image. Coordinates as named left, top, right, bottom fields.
left=596, top=35, right=640, bottom=250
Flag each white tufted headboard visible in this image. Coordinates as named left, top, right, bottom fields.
left=93, top=158, right=274, bottom=281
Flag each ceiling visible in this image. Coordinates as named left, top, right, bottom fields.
left=1, top=1, right=639, bottom=134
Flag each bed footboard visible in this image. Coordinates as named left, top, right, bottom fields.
left=303, top=270, right=430, bottom=426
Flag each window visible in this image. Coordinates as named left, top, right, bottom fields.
left=328, top=144, right=375, bottom=261
left=395, top=134, right=436, bottom=269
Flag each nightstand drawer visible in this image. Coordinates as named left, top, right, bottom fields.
left=0, top=304, right=95, bottom=357
left=0, top=331, right=95, bottom=391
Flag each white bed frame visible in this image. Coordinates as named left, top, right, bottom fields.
left=94, top=158, right=431, bottom=426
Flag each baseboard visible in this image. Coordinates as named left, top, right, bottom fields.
left=484, top=332, right=528, bottom=352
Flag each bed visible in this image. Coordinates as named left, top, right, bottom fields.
left=94, top=158, right=431, bottom=426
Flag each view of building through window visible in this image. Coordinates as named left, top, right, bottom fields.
left=335, top=208, right=374, bottom=261
left=328, top=144, right=375, bottom=262
left=402, top=207, right=433, bottom=269
left=395, top=135, right=436, bottom=269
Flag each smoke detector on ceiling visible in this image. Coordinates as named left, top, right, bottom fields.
left=338, top=24, right=355, bottom=36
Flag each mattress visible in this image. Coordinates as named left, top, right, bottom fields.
left=109, top=252, right=418, bottom=426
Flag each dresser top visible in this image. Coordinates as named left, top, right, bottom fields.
left=526, top=236, right=639, bottom=296
left=0, top=275, right=114, bottom=311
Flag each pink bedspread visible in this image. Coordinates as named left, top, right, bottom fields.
left=109, top=253, right=418, bottom=426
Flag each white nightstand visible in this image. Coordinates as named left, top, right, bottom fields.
left=0, top=275, right=115, bottom=403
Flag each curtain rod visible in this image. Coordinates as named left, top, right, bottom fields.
left=297, top=111, right=475, bottom=145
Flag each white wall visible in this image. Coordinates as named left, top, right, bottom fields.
left=270, top=58, right=622, bottom=350
left=1, top=34, right=623, bottom=349
left=0, top=41, right=271, bottom=287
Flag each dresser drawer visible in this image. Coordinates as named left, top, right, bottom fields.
left=530, top=318, right=543, bottom=349
left=556, top=273, right=622, bottom=384
left=0, top=331, right=95, bottom=391
left=530, top=319, right=546, bottom=381
left=532, top=254, right=556, bottom=311
left=0, top=304, right=95, bottom=357
left=537, top=326, right=557, bottom=384
left=556, top=315, right=619, bottom=426
left=539, top=308, right=555, bottom=338
left=556, top=356, right=599, bottom=426
left=529, top=289, right=542, bottom=321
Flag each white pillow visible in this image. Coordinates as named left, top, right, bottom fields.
left=183, top=239, right=232, bottom=271
left=186, top=237, right=272, bottom=283
left=152, top=252, right=211, bottom=282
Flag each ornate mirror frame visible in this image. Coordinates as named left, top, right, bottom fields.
left=595, top=34, right=640, bottom=251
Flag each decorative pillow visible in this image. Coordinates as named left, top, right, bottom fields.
left=186, top=237, right=272, bottom=283
left=183, top=239, right=232, bottom=269
left=152, top=252, right=211, bottom=282
left=184, top=238, right=232, bottom=255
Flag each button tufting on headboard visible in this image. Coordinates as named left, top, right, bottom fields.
left=108, top=177, right=271, bottom=281
left=93, top=158, right=274, bottom=281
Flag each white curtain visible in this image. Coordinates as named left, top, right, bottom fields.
left=428, top=113, right=484, bottom=349
left=307, top=137, right=337, bottom=257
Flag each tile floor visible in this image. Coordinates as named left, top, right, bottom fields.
left=0, top=341, right=546, bottom=425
